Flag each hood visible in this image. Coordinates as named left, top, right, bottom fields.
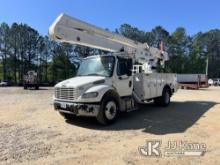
left=55, top=76, right=105, bottom=88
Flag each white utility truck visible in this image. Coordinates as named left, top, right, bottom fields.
left=49, top=14, right=178, bottom=124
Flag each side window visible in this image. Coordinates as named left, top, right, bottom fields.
left=117, top=62, right=128, bottom=76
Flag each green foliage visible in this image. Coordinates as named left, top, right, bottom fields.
left=0, top=23, right=78, bottom=84
left=117, top=24, right=220, bottom=77
left=0, top=21, right=220, bottom=86
left=118, top=24, right=146, bottom=43
left=50, top=43, right=76, bottom=82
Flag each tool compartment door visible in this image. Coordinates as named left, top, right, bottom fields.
left=148, top=74, right=157, bottom=98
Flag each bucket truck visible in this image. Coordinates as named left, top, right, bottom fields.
left=49, top=13, right=178, bottom=125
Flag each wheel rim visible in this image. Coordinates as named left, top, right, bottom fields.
left=165, top=91, right=170, bottom=104
left=105, top=101, right=117, bottom=120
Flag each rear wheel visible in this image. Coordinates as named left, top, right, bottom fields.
left=96, top=96, right=118, bottom=125
left=154, top=88, right=170, bottom=107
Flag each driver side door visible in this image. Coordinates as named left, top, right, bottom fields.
left=114, top=58, right=133, bottom=97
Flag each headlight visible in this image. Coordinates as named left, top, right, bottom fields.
left=82, top=92, right=98, bottom=98
left=78, top=86, right=85, bottom=90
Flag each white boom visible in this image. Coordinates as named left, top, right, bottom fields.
left=49, top=13, right=168, bottom=66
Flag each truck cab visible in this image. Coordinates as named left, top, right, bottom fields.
left=54, top=54, right=135, bottom=123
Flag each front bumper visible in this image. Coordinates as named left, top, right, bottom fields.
left=54, top=100, right=100, bottom=117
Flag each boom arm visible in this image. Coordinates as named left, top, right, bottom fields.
left=49, top=13, right=168, bottom=66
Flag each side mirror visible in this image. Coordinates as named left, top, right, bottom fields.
left=127, top=70, right=132, bottom=76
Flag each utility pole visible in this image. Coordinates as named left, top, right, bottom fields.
left=206, top=55, right=209, bottom=76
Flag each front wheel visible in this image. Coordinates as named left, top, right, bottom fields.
left=96, top=96, right=118, bottom=125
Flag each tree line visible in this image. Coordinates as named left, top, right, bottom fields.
left=0, top=22, right=220, bottom=85
left=118, top=24, right=220, bottom=77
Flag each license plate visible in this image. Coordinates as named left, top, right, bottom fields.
left=60, top=103, right=67, bottom=109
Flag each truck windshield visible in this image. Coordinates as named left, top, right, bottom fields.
left=77, top=56, right=115, bottom=77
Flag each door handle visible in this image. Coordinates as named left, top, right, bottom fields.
left=118, top=76, right=129, bottom=80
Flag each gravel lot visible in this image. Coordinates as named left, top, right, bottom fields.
left=0, top=87, right=220, bottom=165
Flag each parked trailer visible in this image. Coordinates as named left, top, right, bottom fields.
left=177, top=74, right=208, bottom=89
left=23, top=71, right=39, bottom=90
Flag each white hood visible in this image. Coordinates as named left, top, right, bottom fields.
left=55, top=76, right=105, bottom=88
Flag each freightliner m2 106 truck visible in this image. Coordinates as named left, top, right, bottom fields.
left=49, top=14, right=178, bottom=125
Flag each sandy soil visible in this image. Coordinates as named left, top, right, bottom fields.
left=0, top=86, right=220, bottom=165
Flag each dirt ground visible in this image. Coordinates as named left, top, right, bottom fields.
left=0, top=86, right=220, bottom=165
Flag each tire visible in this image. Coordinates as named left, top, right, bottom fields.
left=59, top=112, right=75, bottom=120
left=96, top=96, right=119, bottom=125
left=24, top=86, right=27, bottom=90
left=35, top=86, right=39, bottom=90
left=154, top=88, right=170, bottom=107
left=153, top=97, right=161, bottom=105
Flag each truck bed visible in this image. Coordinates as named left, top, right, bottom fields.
left=133, top=73, right=177, bottom=101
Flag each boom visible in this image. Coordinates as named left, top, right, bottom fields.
left=49, top=13, right=168, bottom=67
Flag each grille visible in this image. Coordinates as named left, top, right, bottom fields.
left=55, top=87, right=77, bottom=101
